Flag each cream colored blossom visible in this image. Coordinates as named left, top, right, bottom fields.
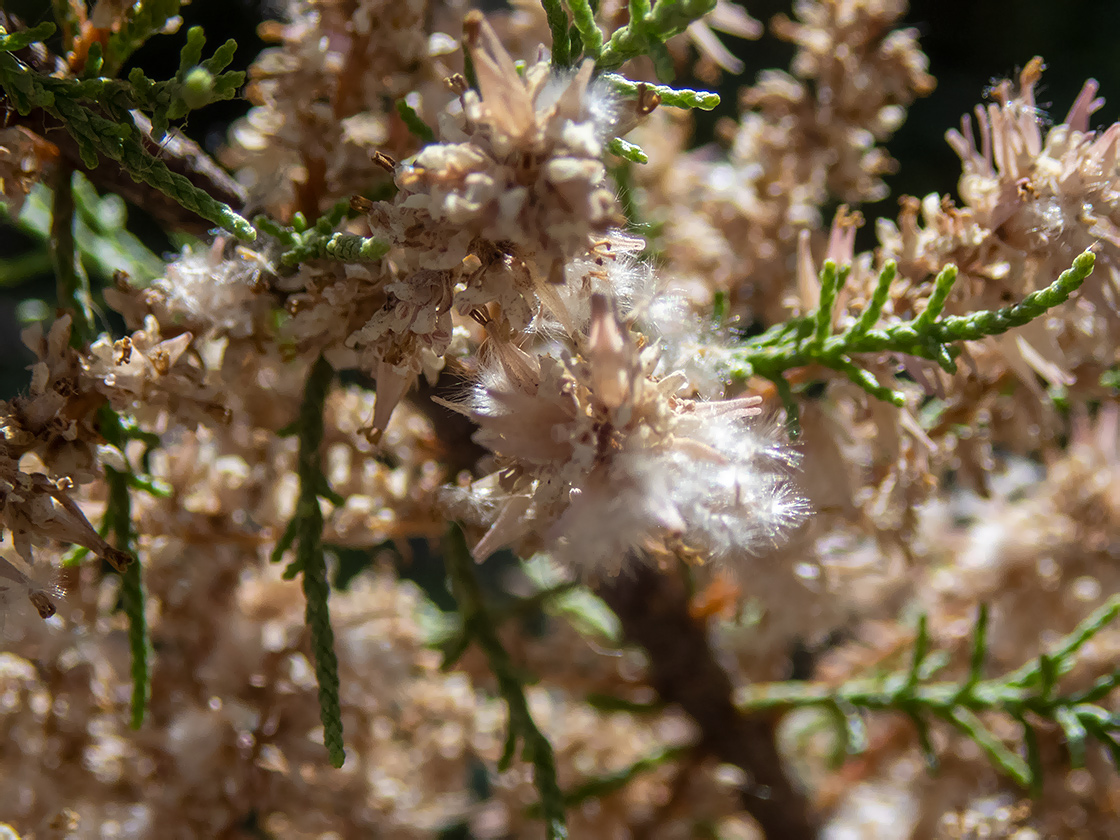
left=4, top=312, right=226, bottom=486
left=0, top=554, right=59, bottom=624
left=442, top=294, right=806, bottom=575
left=0, top=127, right=55, bottom=215
left=354, top=14, right=632, bottom=435
left=631, top=0, right=934, bottom=326
left=2, top=315, right=98, bottom=483
left=880, top=58, right=1120, bottom=322
left=141, top=239, right=268, bottom=339
left=0, top=456, right=130, bottom=576
left=223, top=0, right=463, bottom=217
left=392, top=16, right=622, bottom=280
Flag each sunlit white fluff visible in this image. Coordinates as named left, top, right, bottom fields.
left=439, top=292, right=807, bottom=577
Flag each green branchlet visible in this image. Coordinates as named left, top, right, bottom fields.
left=913, top=263, right=958, bottom=332
left=255, top=204, right=389, bottom=267
left=4, top=177, right=166, bottom=285
left=0, top=23, right=254, bottom=241
left=602, top=72, right=720, bottom=110
left=50, top=164, right=95, bottom=344
left=529, top=746, right=688, bottom=816
left=728, top=251, right=1096, bottom=426
left=103, top=0, right=183, bottom=77
left=394, top=98, right=435, bottom=143
left=46, top=150, right=149, bottom=727
left=535, top=0, right=696, bottom=86
left=113, top=490, right=149, bottom=731
left=565, top=0, right=604, bottom=61
left=123, top=26, right=243, bottom=140
left=0, top=21, right=56, bottom=52
left=435, top=580, right=581, bottom=664
left=603, top=74, right=722, bottom=167
left=811, top=261, right=843, bottom=350
left=61, top=418, right=166, bottom=570
left=597, top=0, right=716, bottom=72
left=607, top=136, right=649, bottom=163
left=736, top=598, right=1120, bottom=792
left=97, top=405, right=150, bottom=730
left=50, top=26, right=244, bottom=142
left=849, top=260, right=896, bottom=339
left=443, top=525, right=569, bottom=840
left=541, top=0, right=573, bottom=66
left=270, top=356, right=346, bottom=768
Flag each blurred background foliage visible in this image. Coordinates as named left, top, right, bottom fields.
left=1, top=0, right=1117, bottom=397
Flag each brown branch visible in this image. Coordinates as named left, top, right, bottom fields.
left=595, top=561, right=820, bottom=840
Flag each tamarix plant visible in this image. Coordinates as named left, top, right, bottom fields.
left=0, top=1, right=1119, bottom=838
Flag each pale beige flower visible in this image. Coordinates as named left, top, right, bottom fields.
left=684, top=0, right=763, bottom=77
left=393, top=15, right=622, bottom=281
left=0, top=455, right=130, bottom=575
left=633, top=0, right=934, bottom=323
left=0, top=554, right=59, bottom=623
left=350, top=14, right=640, bottom=436
left=441, top=293, right=806, bottom=576
left=223, top=0, right=462, bottom=217
left=2, top=315, right=98, bottom=483
left=0, top=127, right=56, bottom=215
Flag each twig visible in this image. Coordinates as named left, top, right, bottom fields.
left=595, top=561, right=819, bottom=839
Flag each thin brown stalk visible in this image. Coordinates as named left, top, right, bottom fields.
left=596, top=561, right=819, bottom=840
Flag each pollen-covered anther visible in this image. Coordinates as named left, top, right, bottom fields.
left=349, top=195, right=374, bottom=213
left=636, top=84, right=662, bottom=117
left=445, top=73, right=469, bottom=96
left=372, top=152, right=397, bottom=173
left=114, top=337, right=133, bottom=366
left=29, top=589, right=56, bottom=620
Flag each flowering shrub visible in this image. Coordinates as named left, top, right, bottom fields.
left=0, top=1, right=1119, bottom=838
